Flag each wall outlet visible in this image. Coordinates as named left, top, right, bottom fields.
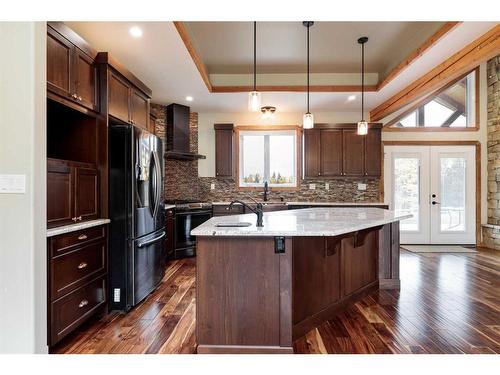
left=309, top=183, right=316, bottom=190
left=210, top=183, right=215, bottom=190
left=113, top=288, right=121, bottom=303
left=357, top=183, right=367, bottom=191
left=325, top=183, right=330, bottom=190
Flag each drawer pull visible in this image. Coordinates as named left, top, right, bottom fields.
left=78, top=234, right=88, bottom=240
left=78, top=299, right=89, bottom=308
left=77, top=262, right=88, bottom=269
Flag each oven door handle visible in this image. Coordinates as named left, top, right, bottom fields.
left=137, top=231, right=166, bottom=248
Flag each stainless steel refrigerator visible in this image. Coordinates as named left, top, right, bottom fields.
left=108, top=124, right=165, bottom=311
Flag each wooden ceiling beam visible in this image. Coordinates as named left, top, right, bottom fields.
left=370, top=24, right=500, bottom=122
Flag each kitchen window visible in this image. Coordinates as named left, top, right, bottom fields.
left=385, top=68, right=479, bottom=130
left=238, top=129, right=298, bottom=188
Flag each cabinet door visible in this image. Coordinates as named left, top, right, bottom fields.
left=215, top=129, right=234, bottom=178
left=343, top=129, right=365, bottom=176
left=364, top=128, right=381, bottom=176
left=320, top=129, right=343, bottom=176
left=74, top=166, right=99, bottom=221
left=108, top=71, right=131, bottom=123
left=47, top=28, right=74, bottom=100
left=47, top=160, right=74, bottom=227
left=303, top=129, right=320, bottom=178
left=74, top=48, right=98, bottom=112
left=130, top=89, right=150, bottom=130
left=324, top=237, right=341, bottom=305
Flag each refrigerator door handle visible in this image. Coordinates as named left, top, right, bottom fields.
left=137, top=231, right=166, bottom=248
left=152, top=150, right=162, bottom=218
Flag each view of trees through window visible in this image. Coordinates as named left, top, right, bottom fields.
left=390, top=70, right=476, bottom=129
left=239, top=130, right=296, bottom=187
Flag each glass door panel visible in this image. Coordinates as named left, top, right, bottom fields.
left=439, top=157, right=466, bottom=232
left=393, top=157, right=420, bottom=232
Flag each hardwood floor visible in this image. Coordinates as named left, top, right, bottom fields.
left=54, top=248, right=500, bottom=354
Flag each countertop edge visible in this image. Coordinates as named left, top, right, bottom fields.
left=47, top=219, right=111, bottom=237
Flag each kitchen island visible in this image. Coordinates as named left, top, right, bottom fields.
left=191, top=207, right=410, bottom=354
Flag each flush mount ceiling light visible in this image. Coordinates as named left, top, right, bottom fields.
left=248, top=21, right=261, bottom=112
left=357, top=36, right=369, bottom=136
left=261, top=106, right=276, bottom=119
left=302, top=21, right=314, bottom=129
left=347, top=95, right=356, bottom=101
left=185, top=96, right=194, bottom=102
left=129, top=26, right=143, bottom=38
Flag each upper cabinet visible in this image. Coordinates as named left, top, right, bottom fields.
left=214, top=124, right=235, bottom=178
left=98, top=52, right=152, bottom=132
left=47, top=23, right=98, bottom=112
left=303, top=124, right=382, bottom=178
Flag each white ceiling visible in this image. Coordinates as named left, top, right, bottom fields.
left=184, top=21, right=445, bottom=77
left=65, top=21, right=497, bottom=114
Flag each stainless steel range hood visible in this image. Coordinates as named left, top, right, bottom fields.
left=165, top=103, right=206, bottom=160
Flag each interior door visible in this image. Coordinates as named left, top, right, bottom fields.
left=384, top=145, right=475, bottom=245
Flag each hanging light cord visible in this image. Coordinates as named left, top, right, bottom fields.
left=253, top=21, right=256, bottom=92
left=361, top=40, right=364, bottom=121
left=307, top=23, right=310, bottom=113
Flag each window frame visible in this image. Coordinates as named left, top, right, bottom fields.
left=235, top=125, right=302, bottom=191
left=384, top=67, right=480, bottom=132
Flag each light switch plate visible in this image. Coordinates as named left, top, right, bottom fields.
left=210, top=183, right=215, bottom=190
left=358, top=183, right=367, bottom=191
left=325, top=183, right=330, bottom=190
left=309, top=183, right=316, bottom=190
left=0, top=174, right=26, bottom=194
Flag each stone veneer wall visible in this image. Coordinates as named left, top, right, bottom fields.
left=152, top=103, right=381, bottom=202
left=482, top=55, right=500, bottom=249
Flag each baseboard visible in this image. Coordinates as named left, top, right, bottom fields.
left=379, top=278, right=401, bottom=289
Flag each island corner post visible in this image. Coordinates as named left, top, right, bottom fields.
left=195, top=221, right=401, bottom=354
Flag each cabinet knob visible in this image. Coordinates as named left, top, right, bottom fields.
left=72, top=217, right=78, bottom=222
left=78, top=96, right=82, bottom=101
left=71, top=93, right=77, bottom=99
left=318, top=172, right=321, bottom=176
left=78, top=299, right=89, bottom=308
left=77, top=262, right=88, bottom=269
left=78, top=234, right=88, bottom=240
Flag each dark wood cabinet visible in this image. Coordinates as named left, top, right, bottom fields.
left=47, top=159, right=99, bottom=228
left=108, top=71, right=130, bottom=123
left=214, top=124, right=234, bottom=178
left=47, top=224, right=108, bottom=347
left=47, top=23, right=98, bottom=112
left=320, top=129, right=343, bottom=177
left=303, top=124, right=382, bottom=178
left=343, top=129, right=365, bottom=176
left=130, top=89, right=150, bottom=130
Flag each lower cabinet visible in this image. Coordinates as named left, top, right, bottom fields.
left=47, top=224, right=108, bottom=347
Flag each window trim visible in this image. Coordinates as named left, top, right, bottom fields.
left=383, top=67, right=480, bottom=132
left=235, top=125, right=302, bottom=191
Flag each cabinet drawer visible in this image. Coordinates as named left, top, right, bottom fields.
left=50, top=241, right=106, bottom=301
left=50, top=225, right=106, bottom=256
left=50, top=276, right=106, bottom=345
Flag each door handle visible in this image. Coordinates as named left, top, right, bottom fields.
left=137, top=231, right=166, bottom=248
left=432, top=201, right=441, bottom=205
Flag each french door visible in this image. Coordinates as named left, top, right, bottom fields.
left=384, top=145, right=475, bottom=244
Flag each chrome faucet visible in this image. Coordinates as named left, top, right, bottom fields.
left=228, top=199, right=264, bottom=227
left=263, top=181, right=269, bottom=202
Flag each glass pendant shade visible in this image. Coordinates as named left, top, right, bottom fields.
left=357, top=120, right=368, bottom=135
left=303, top=112, right=314, bottom=129
left=248, top=91, right=261, bottom=112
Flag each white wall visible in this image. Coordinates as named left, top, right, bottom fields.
left=381, top=63, right=488, bottom=226
left=198, top=111, right=365, bottom=177
left=0, top=22, right=47, bottom=353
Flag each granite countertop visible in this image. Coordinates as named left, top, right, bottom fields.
left=47, top=218, right=111, bottom=237
left=191, top=207, right=411, bottom=237
left=211, top=201, right=386, bottom=206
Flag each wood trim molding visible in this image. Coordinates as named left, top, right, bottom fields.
left=376, top=22, right=461, bottom=91
left=370, top=24, right=500, bottom=122
left=211, top=85, right=377, bottom=93
left=173, top=21, right=213, bottom=92
left=383, top=68, right=480, bottom=131
left=382, top=140, right=481, bottom=246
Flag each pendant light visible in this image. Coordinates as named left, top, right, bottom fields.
left=248, top=21, right=261, bottom=112
left=357, top=36, right=369, bottom=135
left=303, top=21, right=314, bottom=129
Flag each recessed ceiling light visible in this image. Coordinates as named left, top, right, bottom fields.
left=185, top=96, right=194, bottom=102
left=347, top=95, right=356, bottom=101
left=129, top=26, right=143, bottom=38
